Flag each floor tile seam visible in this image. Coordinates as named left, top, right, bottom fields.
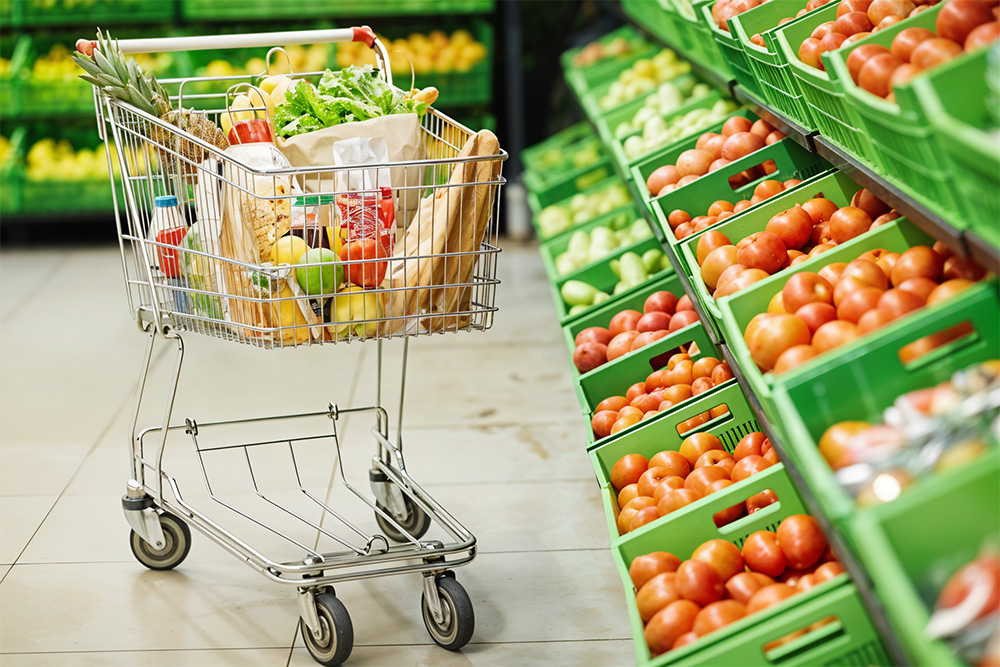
left=4, top=343, right=167, bottom=567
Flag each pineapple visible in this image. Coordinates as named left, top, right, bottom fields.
left=73, top=30, right=229, bottom=174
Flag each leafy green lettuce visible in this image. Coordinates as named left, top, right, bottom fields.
left=274, top=65, right=427, bottom=139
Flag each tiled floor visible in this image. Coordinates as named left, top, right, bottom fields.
left=0, top=241, right=634, bottom=666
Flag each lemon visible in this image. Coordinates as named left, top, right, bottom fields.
left=271, top=235, right=309, bottom=266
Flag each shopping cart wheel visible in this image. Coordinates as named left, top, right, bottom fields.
left=302, top=592, right=353, bottom=666
left=129, top=512, right=191, bottom=571
left=422, top=575, right=474, bottom=651
left=375, top=496, right=431, bottom=542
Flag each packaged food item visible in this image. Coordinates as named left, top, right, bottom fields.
left=148, top=195, right=185, bottom=271
left=156, top=226, right=187, bottom=278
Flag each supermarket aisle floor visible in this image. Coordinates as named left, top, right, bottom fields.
left=0, top=241, right=634, bottom=666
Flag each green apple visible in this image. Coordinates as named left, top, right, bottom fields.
left=295, top=248, right=342, bottom=296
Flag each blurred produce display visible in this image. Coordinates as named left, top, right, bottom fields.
left=573, top=34, right=641, bottom=67
left=336, top=29, right=488, bottom=74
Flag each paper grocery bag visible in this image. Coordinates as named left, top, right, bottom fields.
left=275, top=113, right=425, bottom=225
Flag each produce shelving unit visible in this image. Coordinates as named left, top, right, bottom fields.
left=568, top=62, right=910, bottom=667
left=536, top=3, right=998, bottom=665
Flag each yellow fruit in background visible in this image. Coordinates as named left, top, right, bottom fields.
left=205, top=59, right=234, bottom=77
left=270, top=234, right=309, bottom=266
left=452, top=29, right=474, bottom=45
left=245, top=57, right=267, bottom=76
left=325, top=225, right=346, bottom=257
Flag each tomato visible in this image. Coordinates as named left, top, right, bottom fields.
left=713, top=499, right=748, bottom=528
left=819, top=421, right=870, bottom=469
left=672, top=631, right=700, bottom=650
left=812, top=320, right=859, bottom=354
left=634, top=467, right=669, bottom=498
left=591, top=411, right=619, bottom=439
left=626, top=382, right=648, bottom=403
left=936, top=0, right=995, bottom=44
left=797, top=574, right=821, bottom=591
left=693, top=600, right=747, bottom=637
left=677, top=559, right=726, bottom=606
left=702, top=245, right=740, bottom=291
left=813, top=561, right=846, bottom=583
left=745, top=314, right=812, bottom=372
left=666, top=360, right=695, bottom=387
left=679, top=432, right=725, bottom=466
left=629, top=506, right=661, bottom=532
left=742, top=531, right=787, bottom=577
left=618, top=497, right=656, bottom=534
left=877, top=287, right=926, bottom=321
left=891, top=246, right=945, bottom=287
left=766, top=206, right=813, bottom=250
left=645, top=600, right=700, bottom=655
left=746, top=488, right=779, bottom=514
left=652, top=476, right=687, bottom=504
left=610, top=310, right=643, bottom=337
left=610, top=453, right=649, bottom=492
left=746, top=583, right=799, bottom=614
left=686, top=466, right=731, bottom=495
left=712, top=363, right=735, bottom=385
left=692, top=357, right=722, bottom=379
left=649, top=450, right=692, bottom=478
left=782, top=273, right=835, bottom=313
left=658, top=488, right=702, bottom=516
left=726, top=571, right=771, bottom=604
left=927, top=279, right=975, bottom=305
left=737, top=231, right=788, bottom=274
left=843, top=258, right=890, bottom=291
left=618, top=483, right=640, bottom=509
left=637, top=571, right=681, bottom=622
left=734, top=432, right=769, bottom=461
left=596, top=396, right=629, bottom=413
left=695, top=449, right=735, bottom=470
left=693, top=539, right=746, bottom=581
left=942, top=255, right=987, bottom=282
left=697, top=232, right=734, bottom=266
left=836, top=286, right=883, bottom=323
left=731, top=455, right=773, bottom=483
left=819, top=262, right=848, bottom=286
left=776, top=515, right=828, bottom=570
left=891, top=26, right=936, bottom=61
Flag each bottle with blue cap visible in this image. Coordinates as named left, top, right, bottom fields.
left=148, top=195, right=187, bottom=281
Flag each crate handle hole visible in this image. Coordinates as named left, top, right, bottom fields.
left=898, top=320, right=977, bottom=370
left=728, top=159, right=778, bottom=192
left=716, top=487, right=780, bottom=532
left=763, top=615, right=845, bottom=663
left=675, top=403, right=731, bottom=438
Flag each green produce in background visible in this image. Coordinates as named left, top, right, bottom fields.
left=561, top=248, right=669, bottom=314
left=536, top=181, right=630, bottom=238
left=622, top=99, right=741, bottom=160
left=599, top=50, right=691, bottom=110
left=553, top=216, right=652, bottom=276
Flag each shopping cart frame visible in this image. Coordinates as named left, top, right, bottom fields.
left=87, top=25, right=506, bottom=666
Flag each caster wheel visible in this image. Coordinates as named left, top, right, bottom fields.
left=129, top=512, right=191, bottom=571
left=422, top=575, right=474, bottom=651
left=375, top=495, right=430, bottom=542
left=302, top=592, right=353, bottom=666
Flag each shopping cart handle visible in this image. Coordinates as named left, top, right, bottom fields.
left=76, top=27, right=377, bottom=54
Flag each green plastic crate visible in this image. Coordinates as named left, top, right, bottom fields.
left=612, top=485, right=890, bottom=667
left=525, top=159, right=613, bottom=212
left=182, top=0, right=492, bottom=19
left=677, top=169, right=858, bottom=338
left=531, top=175, right=631, bottom=242
left=548, top=235, right=669, bottom=324
left=0, top=126, right=25, bottom=215
left=564, top=27, right=658, bottom=99
left=539, top=204, right=644, bottom=284
left=681, top=0, right=735, bottom=80
left=622, top=0, right=673, bottom=45
left=850, top=451, right=1000, bottom=667
left=769, top=276, right=1000, bottom=526
left=562, top=270, right=683, bottom=357
left=825, top=4, right=962, bottom=226
left=580, top=49, right=694, bottom=122
left=522, top=122, right=595, bottom=174
left=594, top=72, right=697, bottom=145
left=10, top=0, right=173, bottom=27
left=576, top=320, right=719, bottom=446
left=590, top=381, right=759, bottom=482
left=702, top=1, right=759, bottom=98
left=718, top=217, right=942, bottom=419
left=914, top=49, right=1000, bottom=247
left=604, top=87, right=731, bottom=174
left=629, top=107, right=755, bottom=205
left=731, top=0, right=815, bottom=129
left=775, top=4, right=878, bottom=166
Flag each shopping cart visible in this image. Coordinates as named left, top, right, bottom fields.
left=84, top=26, right=505, bottom=666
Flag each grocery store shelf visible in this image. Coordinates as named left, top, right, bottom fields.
left=715, top=340, right=909, bottom=666
left=733, top=84, right=999, bottom=274
left=624, top=19, right=735, bottom=98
